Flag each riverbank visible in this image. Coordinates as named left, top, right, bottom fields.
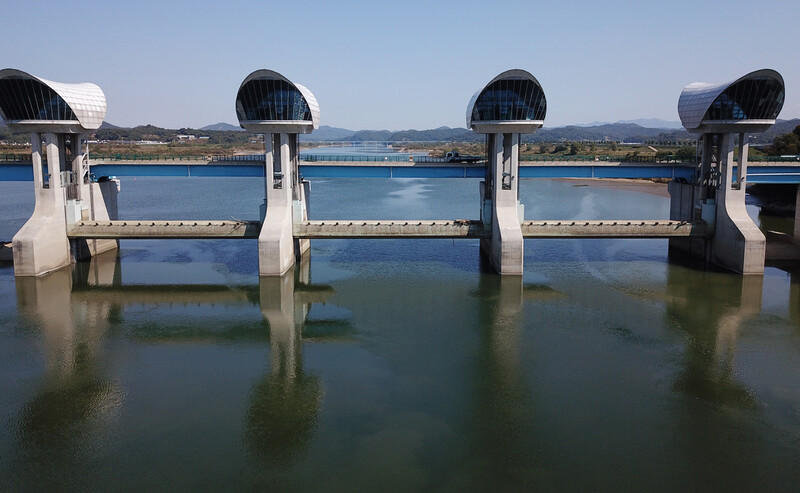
left=555, top=177, right=670, bottom=197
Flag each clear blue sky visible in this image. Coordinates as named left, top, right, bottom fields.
left=3, top=0, right=799, bottom=130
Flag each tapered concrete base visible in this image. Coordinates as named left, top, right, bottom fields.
left=482, top=206, right=524, bottom=275
left=13, top=209, right=71, bottom=277
left=712, top=190, right=765, bottom=275
left=259, top=204, right=296, bottom=276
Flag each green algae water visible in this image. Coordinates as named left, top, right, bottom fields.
left=1, top=177, right=799, bottom=491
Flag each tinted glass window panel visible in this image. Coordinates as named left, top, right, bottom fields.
left=704, top=77, right=784, bottom=122
left=236, top=79, right=311, bottom=122
left=472, top=78, right=546, bottom=122
left=0, top=77, right=75, bottom=121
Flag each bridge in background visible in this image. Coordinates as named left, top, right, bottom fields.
left=1, top=159, right=800, bottom=183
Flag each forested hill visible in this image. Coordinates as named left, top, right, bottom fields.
left=2, top=119, right=800, bottom=145
left=303, top=124, right=666, bottom=143
left=305, top=120, right=800, bottom=144
left=304, top=120, right=800, bottom=144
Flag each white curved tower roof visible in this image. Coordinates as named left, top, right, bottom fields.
left=467, top=69, right=546, bottom=134
left=236, top=69, right=319, bottom=133
left=678, top=69, right=784, bottom=134
left=0, top=68, right=106, bottom=131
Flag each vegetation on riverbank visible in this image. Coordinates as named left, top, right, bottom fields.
left=2, top=120, right=799, bottom=161
left=769, top=125, right=800, bottom=156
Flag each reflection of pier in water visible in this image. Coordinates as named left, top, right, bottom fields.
left=662, top=268, right=766, bottom=490
left=14, top=267, right=122, bottom=467
left=467, top=274, right=540, bottom=488
left=464, top=260, right=772, bottom=489
left=12, top=249, right=785, bottom=483
left=664, top=268, right=763, bottom=407
left=13, top=253, right=353, bottom=467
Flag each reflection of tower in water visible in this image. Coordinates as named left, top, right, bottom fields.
left=13, top=251, right=351, bottom=469
left=247, top=257, right=349, bottom=464
left=14, top=256, right=122, bottom=455
left=467, top=274, right=542, bottom=488
left=663, top=267, right=766, bottom=491
left=665, top=267, right=763, bottom=407
left=246, top=259, right=322, bottom=464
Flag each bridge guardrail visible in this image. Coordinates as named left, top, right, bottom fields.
left=89, top=154, right=213, bottom=162
left=519, top=154, right=698, bottom=164
left=2, top=152, right=798, bottom=165
left=300, top=154, right=419, bottom=163
left=1, top=153, right=32, bottom=162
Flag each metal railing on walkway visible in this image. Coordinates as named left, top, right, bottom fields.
left=2, top=152, right=798, bottom=165
left=89, top=154, right=211, bottom=162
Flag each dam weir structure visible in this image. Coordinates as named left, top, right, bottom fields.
left=0, top=68, right=787, bottom=278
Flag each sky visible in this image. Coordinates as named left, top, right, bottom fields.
left=3, top=0, right=799, bottom=131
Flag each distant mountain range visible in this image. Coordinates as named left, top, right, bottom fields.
left=298, top=119, right=800, bottom=145
left=4, top=118, right=800, bottom=146
left=185, top=120, right=695, bottom=143
left=572, top=119, right=684, bottom=129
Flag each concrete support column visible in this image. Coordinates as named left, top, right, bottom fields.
left=481, top=132, right=524, bottom=275
left=735, top=133, right=748, bottom=191
left=700, top=134, right=715, bottom=196
left=289, top=133, right=310, bottom=257
left=264, top=133, right=275, bottom=203
left=259, top=133, right=296, bottom=276
left=46, top=133, right=65, bottom=191
left=71, top=133, right=90, bottom=200
left=30, top=133, right=44, bottom=188
left=12, top=133, right=71, bottom=276
left=711, top=133, right=765, bottom=274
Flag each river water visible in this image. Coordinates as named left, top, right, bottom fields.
left=1, top=177, right=799, bottom=491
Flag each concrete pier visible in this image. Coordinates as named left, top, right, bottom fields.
left=236, top=69, right=319, bottom=276
left=468, top=70, right=547, bottom=275
left=11, top=132, right=119, bottom=276
left=0, top=69, right=116, bottom=276
left=668, top=134, right=766, bottom=274
left=479, top=133, right=525, bottom=274
left=258, top=133, right=299, bottom=276
left=711, top=134, right=765, bottom=274
left=12, top=133, right=71, bottom=276
left=671, top=69, right=785, bottom=275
